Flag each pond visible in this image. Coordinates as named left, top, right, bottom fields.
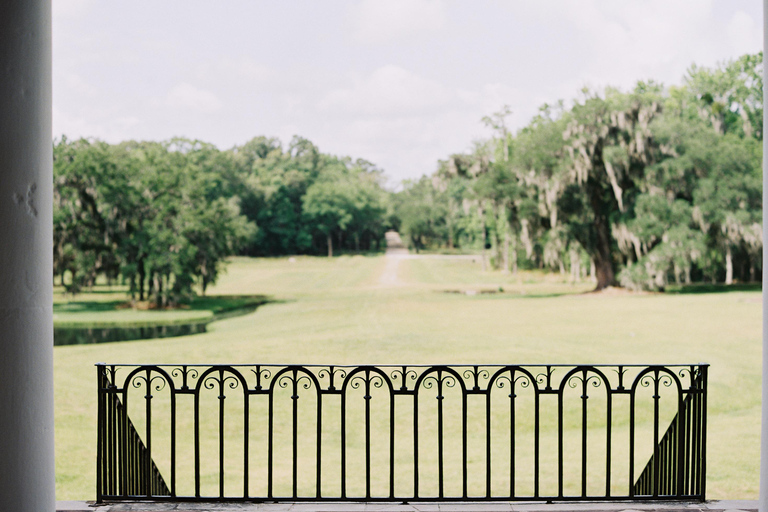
left=54, top=304, right=261, bottom=345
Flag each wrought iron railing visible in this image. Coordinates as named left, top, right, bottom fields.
left=96, top=363, right=707, bottom=503
left=632, top=369, right=707, bottom=498
left=97, top=372, right=171, bottom=498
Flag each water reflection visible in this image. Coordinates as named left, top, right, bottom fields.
left=54, top=322, right=208, bottom=345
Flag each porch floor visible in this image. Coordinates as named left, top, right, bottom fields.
left=56, top=500, right=757, bottom=512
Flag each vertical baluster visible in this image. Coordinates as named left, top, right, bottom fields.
left=267, top=387, right=274, bottom=499
left=292, top=370, right=298, bottom=499
left=652, top=372, right=660, bottom=498
left=437, top=371, right=444, bottom=499
left=581, top=372, right=588, bottom=498
left=675, top=386, right=687, bottom=497
left=145, top=370, right=152, bottom=497
left=485, top=383, right=491, bottom=498
left=462, top=379, right=468, bottom=499
left=107, top=385, right=114, bottom=496
left=316, top=386, right=322, bottom=499
left=691, top=377, right=700, bottom=497
left=605, top=388, right=612, bottom=497
left=534, top=389, right=540, bottom=499
left=219, top=370, right=225, bottom=499
left=244, top=385, right=249, bottom=499
left=510, top=371, right=515, bottom=498
left=485, top=381, right=492, bottom=498
left=122, top=389, right=130, bottom=497
left=194, top=382, right=200, bottom=498
left=699, top=367, right=708, bottom=499
left=557, top=387, right=564, bottom=498
left=341, top=381, right=347, bottom=498
left=170, top=387, right=176, bottom=498
left=413, top=383, right=419, bottom=499
left=628, top=384, right=635, bottom=497
left=389, top=382, right=395, bottom=499
left=365, top=371, right=371, bottom=499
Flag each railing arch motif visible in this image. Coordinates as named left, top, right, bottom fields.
left=97, top=363, right=707, bottom=503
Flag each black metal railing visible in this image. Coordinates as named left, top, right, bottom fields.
left=97, top=370, right=171, bottom=498
left=96, top=363, right=707, bottom=503
left=632, top=369, right=707, bottom=498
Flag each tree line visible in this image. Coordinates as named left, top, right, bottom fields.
left=55, top=52, right=762, bottom=299
left=393, top=53, right=763, bottom=290
left=54, top=136, right=389, bottom=305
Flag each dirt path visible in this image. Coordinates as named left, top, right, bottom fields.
left=378, top=231, right=479, bottom=287
left=378, top=231, right=408, bottom=286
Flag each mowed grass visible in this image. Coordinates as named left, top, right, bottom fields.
left=54, top=255, right=761, bottom=499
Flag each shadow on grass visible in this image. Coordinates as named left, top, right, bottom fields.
left=665, top=283, right=762, bottom=294
left=54, top=300, right=127, bottom=313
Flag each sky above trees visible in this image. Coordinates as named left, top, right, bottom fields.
left=53, top=0, right=761, bottom=186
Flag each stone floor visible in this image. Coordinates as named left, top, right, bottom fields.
left=56, top=501, right=758, bottom=512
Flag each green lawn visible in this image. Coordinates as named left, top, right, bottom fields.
left=54, top=255, right=761, bottom=499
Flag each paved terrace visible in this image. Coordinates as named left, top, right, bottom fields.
left=56, top=500, right=758, bottom=512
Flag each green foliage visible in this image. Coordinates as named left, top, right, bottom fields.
left=54, top=134, right=391, bottom=303
left=396, top=52, right=763, bottom=290
left=54, top=137, right=256, bottom=305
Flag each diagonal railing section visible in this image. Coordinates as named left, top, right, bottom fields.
left=632, top=367, right=707, bottom=498
left=96, top=363, right=707, bottom=503
left=97, top=366, right=171, bottom=502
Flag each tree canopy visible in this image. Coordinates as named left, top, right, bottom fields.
left=392, top=52, right=763, bottom=290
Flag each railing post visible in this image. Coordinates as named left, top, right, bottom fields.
left=96, top=364, right=104, bottom=504
left=700, top=364, right=708, bottom=500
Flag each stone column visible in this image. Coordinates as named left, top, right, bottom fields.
left=0, top=1, right=55, bottom=511
left=762, top=3, right=768, bottom=511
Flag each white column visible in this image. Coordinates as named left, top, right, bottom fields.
left=761, top=3, right=768, bottom=511
left=0, top=1, right=55, bottom=511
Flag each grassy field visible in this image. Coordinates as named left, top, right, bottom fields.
left=54, top=255, right=761, bottom=499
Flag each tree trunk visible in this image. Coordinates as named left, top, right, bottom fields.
left=138, top=260, right=146, bottom=301
left=725, top=245, right=733, bottom=285
left=570, top=248, right=580, bottom=283
left=327, top=233, right=333, bottom=258
left=588, top=180, right=615, bottom=291
left=155, top=274, right=163, bottom=309
left=502, top=231, right=510, bottom=274
left=480, top=207, right=487, bottom=272
left=481, top=238, right=487, bottom=271
left=493, top=205, right=503, bottom=270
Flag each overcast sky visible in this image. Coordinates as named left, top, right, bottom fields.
left=53, top=0, right=762, bottom=186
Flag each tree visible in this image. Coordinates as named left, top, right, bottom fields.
left=560, top=84, right=663, bottom=289
left=302, top=174, right=354, bottom=257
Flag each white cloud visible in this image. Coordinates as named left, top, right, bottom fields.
left=726, top=10, right=760, bottom=57
left=349, top=0, right=446, bottom=44
left=53, top=106, right=135, bottom=142
left=165, top=83, right=223, bottom=114
left=53, top=0, right=93, bottom=19
left=318, top=65, right=457, bottom=116
left=63, top=73, right=98, bottom=96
